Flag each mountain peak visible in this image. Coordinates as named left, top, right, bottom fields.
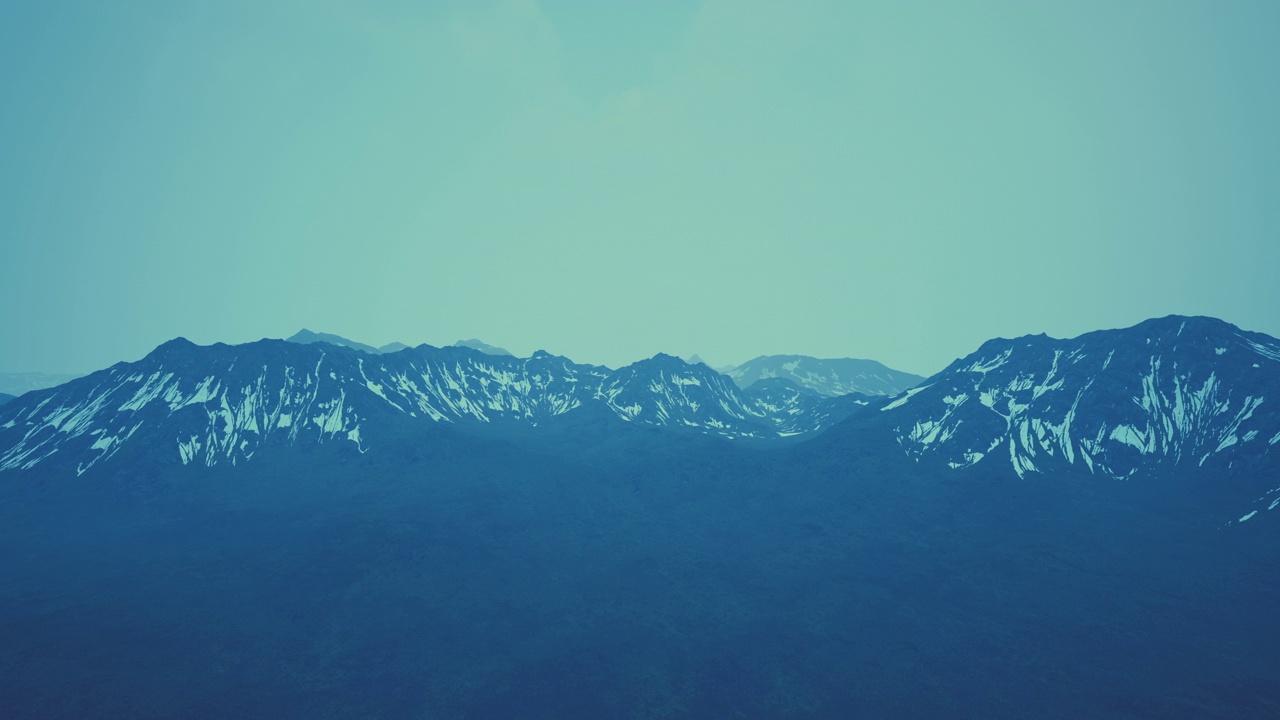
left=158, top=336, right=196, bottom=350
left=1130, top=314, right=1243, bottom=339
left=146, top=336, right=200, bottom=360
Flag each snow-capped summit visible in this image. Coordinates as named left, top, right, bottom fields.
left=875, top=316, right=1280, bottom=487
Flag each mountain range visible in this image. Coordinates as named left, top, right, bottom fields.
left=0, top=338, right=882, bottom=477
left=2, top=316, right=1279, bottom=718
left=4, top=317, right=1276, bottom=514
left=290, top=332, right=909, bottom=395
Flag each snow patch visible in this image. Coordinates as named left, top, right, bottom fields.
left=966, top=350, right=1012, bottom=374
left=1109, top=424, right=1151, bottom=453
left=347, top=425, right=367, bottom=453
left=881, top=385, right=930, bottom=412
left=178, top=436, right=202, bottom=465
left=1243, top=338, right=1280, bottom=362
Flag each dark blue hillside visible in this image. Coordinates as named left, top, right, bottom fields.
left=1, top=421, right=1278, bottom=719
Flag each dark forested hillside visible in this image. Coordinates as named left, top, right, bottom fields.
left=1, top=416, right=1277, bottom=719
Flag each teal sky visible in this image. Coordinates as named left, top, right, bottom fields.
left=3, top=0, right=1278, bottom=376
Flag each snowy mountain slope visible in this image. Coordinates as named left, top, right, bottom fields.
left=0, top=341, right=867, bottom=475
left=0, top=340, right=606, bottom=474
left=727, top=355, right=922, bottom=397
left=594, top=353, right=766, bottom=437
left=873, top=317, right=1280, bottom=495
left=740, top=378, right=873, bottom=436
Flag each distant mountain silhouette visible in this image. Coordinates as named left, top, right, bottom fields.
left=287, top=331, right=420, bottom=356
left=0, top=371, right=83, bottom=396
left=285, top=329, right=381, bottom=354
left=725, top=355, right=923, bottom=396
left=451, top=339, right=513, bottom=356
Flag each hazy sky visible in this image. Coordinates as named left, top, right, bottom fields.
left=3, top=0, right=1278, bottom=376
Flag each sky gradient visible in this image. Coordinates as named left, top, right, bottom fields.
left=3, top=0, right=1278, bottom=376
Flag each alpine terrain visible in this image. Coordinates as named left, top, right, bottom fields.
left=1, top=316, right=1278, bottom=719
